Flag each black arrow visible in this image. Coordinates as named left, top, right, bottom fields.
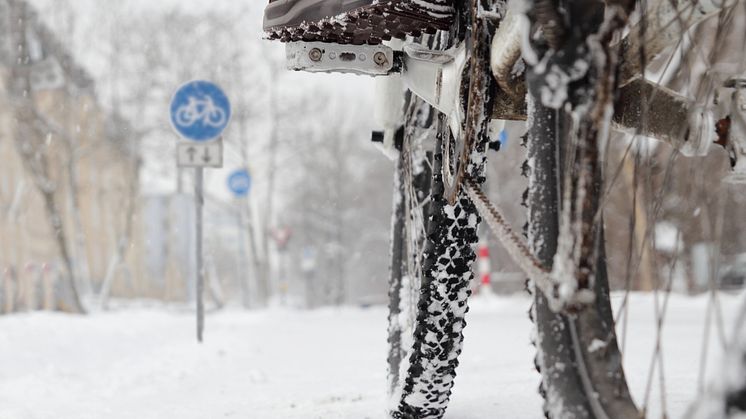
left=202, top=147, right=211, bottom=163
left=186, top=146, right=197, bottom=162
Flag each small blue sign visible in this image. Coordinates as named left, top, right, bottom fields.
left=499, top=129, right=508, bottom=146
left=228, top=169, right=252, bottom=197
left=170, top=80, right=231, bottom=142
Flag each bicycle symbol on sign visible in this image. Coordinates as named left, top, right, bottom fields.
left=175, top=96, right=228, bottom=129
left=170, top=81, right=231, bottom=142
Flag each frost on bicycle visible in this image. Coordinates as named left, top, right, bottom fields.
left=1, top=0, right=746, bottom=419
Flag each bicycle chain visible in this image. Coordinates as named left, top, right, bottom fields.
left=442, top=0, right=493, bottom=205
left=464, top=179, right=549, bottom=277
left=465, top=178, right=599, bottom=311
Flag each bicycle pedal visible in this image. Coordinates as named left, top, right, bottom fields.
left=286, top=42, right=400, bottom=76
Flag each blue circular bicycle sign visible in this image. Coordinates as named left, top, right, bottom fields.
left=227, top=169, right=252, bottom=197
left=170, top=80, right=231, bottom=142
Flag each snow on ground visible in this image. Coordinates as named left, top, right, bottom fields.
left=0, top=292, right=744, bottom=419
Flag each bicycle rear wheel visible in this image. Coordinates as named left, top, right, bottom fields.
left=386, top=0, right=498, bottom=416
left=386, top=87, right=489, bottom=417
left=521, top=0, right=746, bottom=416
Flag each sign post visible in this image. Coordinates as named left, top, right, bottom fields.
left=227, top=169, right=252, bottom=307
left=170, top=80, right=231, bottom=342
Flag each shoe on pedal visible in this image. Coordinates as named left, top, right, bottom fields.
left=264, top=0, right=455, bottom=45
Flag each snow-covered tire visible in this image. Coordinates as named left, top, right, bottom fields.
left=384, top=36, right=440, bottom=419
left=524, top=65, right=639, bottom=419
left=391, top=131, right=482, bottom=419
left=387, top=94, right=436, bottom=400
left=523, top=0, right=639, bottom=414
left=388, top=82, right=493, bottom=419
left=388, top=2, right=495, bottom=416
left=387, top=151, right=408, bottom=396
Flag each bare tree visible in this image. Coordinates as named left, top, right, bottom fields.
left=6, top=0, right=85, bottom=313
left=280, top=91, right=391, bottom=306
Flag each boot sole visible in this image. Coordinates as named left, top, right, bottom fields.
left=264, top=0, right=454, bottom=45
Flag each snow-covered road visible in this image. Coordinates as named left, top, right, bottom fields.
left=0, top=293, right=743, bottom=419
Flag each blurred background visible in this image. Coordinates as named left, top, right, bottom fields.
left=0, top=0, right=744, bottom=316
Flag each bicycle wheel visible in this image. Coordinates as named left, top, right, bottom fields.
left=388, top=107, right=486, bottom=419
left=687, top=297, right=746, bottom=418
left=387, top=93, right=435, bottom=400
left=175, top=107, right=195, bottom=128
left=525, top=84, right=638, bottom=419
left=519, top=0, right=746, bottom=417
left=386, top=89, right=485, bottom=417
left=382, top=0, right=500, bottom=416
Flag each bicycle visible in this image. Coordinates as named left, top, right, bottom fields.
left=263, top=0, right=746, bottom=417
left=174, top=96, right=228, bottom=129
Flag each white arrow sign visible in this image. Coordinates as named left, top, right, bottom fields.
left=177, top=140, right=223, bottom=168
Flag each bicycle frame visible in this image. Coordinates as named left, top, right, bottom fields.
left=283, top=0, right=736, bottom=166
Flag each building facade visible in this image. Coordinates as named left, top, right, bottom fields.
left=0, top=0, right=146, bottom=312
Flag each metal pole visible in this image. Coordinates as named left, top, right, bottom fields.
left=237, top=205, right=250, bottom=308
left=195, top=167, right=205, bottom=342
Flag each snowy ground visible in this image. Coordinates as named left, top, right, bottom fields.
left=0, top=292, right=744, bottom=419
